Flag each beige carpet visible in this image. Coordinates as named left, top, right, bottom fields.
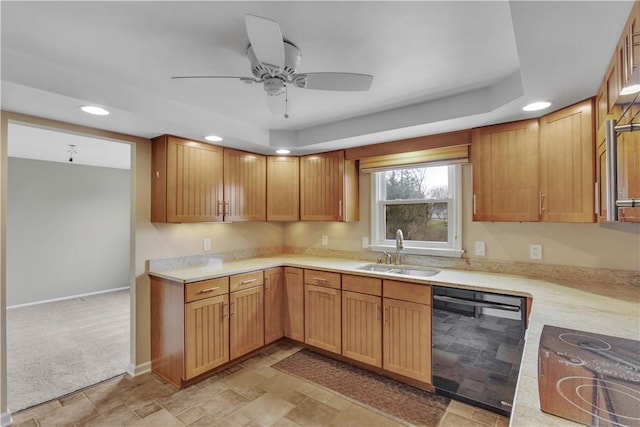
left=6, top=289, right=130, bottom=412
left=272, top=349, right=450, bottom=427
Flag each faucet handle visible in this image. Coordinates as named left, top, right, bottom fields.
left=383, top=251, right=392, bottom=264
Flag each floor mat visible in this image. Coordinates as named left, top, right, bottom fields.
left=272, top=349, right=450, bottom=427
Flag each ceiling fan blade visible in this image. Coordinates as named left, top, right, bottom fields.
left=245, top=15, right=285, bottom=69
left=171, top=76, right=259, bottom=83
left=293, top=73, right=373, bottom=91
left=266, top=91, right=292, bottom=118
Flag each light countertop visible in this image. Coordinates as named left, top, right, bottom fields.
left=149, top=254, right=640, bottom=427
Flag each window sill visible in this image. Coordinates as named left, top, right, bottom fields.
left=369, top=244, right=464, bottom=259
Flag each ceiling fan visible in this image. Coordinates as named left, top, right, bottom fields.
left=172, top=15, right=374, bottom=118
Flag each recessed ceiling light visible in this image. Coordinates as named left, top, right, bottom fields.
left=620, top=84, right=640, bottom=95
left=275, top=149, right=290, bottom=155
left=522, top=101, right=552, bottom=112
left=204, top=135, right=223, bottom=142
left=80, top=105, right=110, bottom=116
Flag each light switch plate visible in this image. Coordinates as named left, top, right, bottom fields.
left=474, top=241, right=486, bottom=256
left=203, top=238, right=212, bottom=251
left=362, top=237, right=369, bottom=248
left=321, top=235, right=329, bottom=246
left=530, top=244, right=542, bottom=260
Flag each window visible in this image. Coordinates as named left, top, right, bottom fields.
left=370, top=164, right=463, bottom=258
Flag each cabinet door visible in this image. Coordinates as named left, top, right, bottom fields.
left=382, top=298, right=431, bottom=383
left=304, top=284, right=341, bottom=354
left=342, top=291, right=382, bottom=367
left=539, top=99, right=595, bottom=223
left=283, top=267, right=304, bottom=342
left=264, top=267, right=284, bottom=344
left=152, top=135, right=224, bottom=223
left=300, top=150, right=358, bottom=221
left=267, top=156, right=299, bottom=221
left=471, top=120, right=539, bottom=222
left=223, top=148, right=267, bottom=221
left=185, top=294, right=229, bottom=380
left=617, top=130, right=640, bottom=222
left=230, top=286, right=264, bottom=360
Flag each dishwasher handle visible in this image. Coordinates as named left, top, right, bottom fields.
left=433, top=295, right=521, bottom=312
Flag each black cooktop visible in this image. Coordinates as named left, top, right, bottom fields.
left=538, top=325, right=640, bottom=427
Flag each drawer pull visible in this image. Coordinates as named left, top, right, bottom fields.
left=198, top=287, right=220, bottom=294
left=313, top=277, right=328, bottom=282
left=240, top=279, right=257, bottom=285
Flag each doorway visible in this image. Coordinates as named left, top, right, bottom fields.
left=5, top=123, right=133, bottom=412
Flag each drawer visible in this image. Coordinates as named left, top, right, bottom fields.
left=230, top=270, right=264, bottom=292
left=185, top=277, right=229, bottom=303
left=304, top=269, right=341, bottom=289
left=383, top=280, right=431, bottom=305
left=342, top=274, right=381, bottom=296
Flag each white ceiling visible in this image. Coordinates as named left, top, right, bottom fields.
left=1, top=1, right=635, bottom=158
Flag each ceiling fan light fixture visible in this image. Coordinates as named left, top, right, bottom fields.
left=80, top=105, right=110, bottom=116
left=204, top=135, right=223, bottom=142
left=522, top=101, right=551, bottom=112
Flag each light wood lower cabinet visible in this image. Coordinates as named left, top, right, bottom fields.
left=342, top=290, right=382, bottom=367
left=382, top=280, right=432, bottom=383
left=185, top=294, right=229, bottom=379
left=230, top=285, right=264, bottom=360
left=283, top=267, right=304, bottom=341
left=264, top=267, right=284, bottom=344
left=304, top=284, right=341, bottom=354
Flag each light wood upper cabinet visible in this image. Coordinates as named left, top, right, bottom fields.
left=382, top=280, right=432, bottom=383
left=267, top=156, right=299, bottom=221
left=472, top=120, right=540, bottom=222
left=229, top=283, right=264, bottom=360
left=264, top=267, right=284, bottom=344
left=283, top=267, right=304, bottom=342
left=300, top=150, right=359, bottom=221
left=617, top=129, right=640, bottom=222
left=539, top=99, right=595, bottom=223
left=223, top=148, right=267, bottom=221
left=151, top=135, right=224, bottom=223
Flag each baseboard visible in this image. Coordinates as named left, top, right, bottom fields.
left=1, top=410, right=13, bottom=427
left=7, top=286, right=130, bottom=309
left=126, top=361, right=151, bottom=377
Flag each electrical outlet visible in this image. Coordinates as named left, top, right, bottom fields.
left=530, top=244, right=542, bottom=260
left=321, top=235, right=329, bottom=246
left=362, top=236, right=369, bottom=248
left=474, top=241, right=486, bottom=256
left=203, top=238, right=211, bottom=251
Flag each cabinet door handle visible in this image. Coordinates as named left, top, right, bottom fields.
left=223, top=302, right=228, bottom=318
left=156, top=171, right=160, bottom=179
left=595, top=182, right=600, bottom=215
left=240, top=279, right=257, bottom=285
left=338, top=200, right=343, bottom=217
left=198, top=287, right=220, bottom=294
left=265, top=278, right=270, bottom=290
left=376, top=304, right=380, bottom=321
left=473, top=194, right=477, bottom=215
left=224, top=201, right=230, bottom=216
left=383, top=305, right=388, bottom=324
left=539, top=192, right=545, bottom=214
left=217, top=200, right=223, bottom=216
left=230, top=301, right=235, bottom=316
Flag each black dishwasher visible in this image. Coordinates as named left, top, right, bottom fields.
left=431, top=286, right=526, bottom=416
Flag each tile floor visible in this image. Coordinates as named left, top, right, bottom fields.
left=11, top=341, right=509, bottom=427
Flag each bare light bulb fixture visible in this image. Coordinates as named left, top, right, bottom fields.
left=67, top=144, right=77, bottom=162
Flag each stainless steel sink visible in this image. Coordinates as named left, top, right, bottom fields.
left=356, top=264, right=440, bottom=277
left=388, top=266, right=440, bottom=277
left=357, top=264, right=394, bottom=272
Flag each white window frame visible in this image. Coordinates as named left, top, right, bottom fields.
left=369, top=164, right=463, bottom=258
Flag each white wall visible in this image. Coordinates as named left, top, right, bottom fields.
left=7, top=158, right=131, bottom=306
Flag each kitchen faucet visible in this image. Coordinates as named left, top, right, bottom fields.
left=395, top=229, right=404, bottom=265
